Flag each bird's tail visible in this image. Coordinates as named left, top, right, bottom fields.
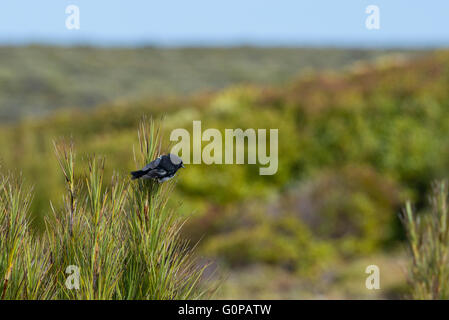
left=131, top=170, right=145, bottom=180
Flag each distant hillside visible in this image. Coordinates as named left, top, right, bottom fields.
left=0, top=46, right=423, bottom=121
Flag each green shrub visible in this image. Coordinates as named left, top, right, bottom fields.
left=0, top=118, right=210, bottom=300
left=0, top=174, right=55, bottom=299
left=203, top=204, right=335, bottom=275
left=401, top=181, right=449, bottom=299
left=284, top=166, right=401, bottom=255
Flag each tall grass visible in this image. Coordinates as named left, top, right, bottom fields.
left=46, top=145, right=126, bottom=299
left=401, top=180, right=449, bottom=299
left=0, top=118, right=208, bottom=300
left=0, top=173, right=54, bottom=299
left=120, top=119, right=207, bottom=299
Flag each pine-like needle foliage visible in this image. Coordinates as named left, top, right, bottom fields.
left=401, top=181, right=449, bottom=299
left=0, top=117, right=209, bottom=300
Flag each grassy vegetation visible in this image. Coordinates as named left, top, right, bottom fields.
left=1, top=48, right=449, bottom=298
left=401, top=181, right=449, bottom=299
left=0, top=118, right=209, bottom=299
left=0, top=173, right=54, bottom=299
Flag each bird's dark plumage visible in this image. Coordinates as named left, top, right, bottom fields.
left=131, top=154, right=184, bottom=182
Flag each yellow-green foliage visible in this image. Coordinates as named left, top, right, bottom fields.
left=285, top=166, right=401, bottom=256
left=0, top=119, right=208, bottom=300
left=402, top=181, right=449, bottom=299
left=0, top=174, right=54, bottom=299
left=203, top=207, right=336, bottom=276
left=1, top=52, right=449, bottom=274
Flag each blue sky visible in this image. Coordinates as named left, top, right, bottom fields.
left=0, top=0, right=448, bottom=47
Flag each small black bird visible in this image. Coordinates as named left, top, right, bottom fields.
left=131, top=154, right=185, bottom=182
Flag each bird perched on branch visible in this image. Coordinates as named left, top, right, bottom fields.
left=131, top=154, right=185, bottom=182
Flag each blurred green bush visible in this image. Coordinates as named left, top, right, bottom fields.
left=283, top=166, right=401, bottom=256
left=202, top=204, right=336, bottom=276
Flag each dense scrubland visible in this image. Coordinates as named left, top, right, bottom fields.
left=0, top=46, right=421, bottom=120
left=1, top=48, right=449, bottom=298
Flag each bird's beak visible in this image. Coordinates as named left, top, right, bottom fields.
left=181, top=164, right=185, bottom=168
